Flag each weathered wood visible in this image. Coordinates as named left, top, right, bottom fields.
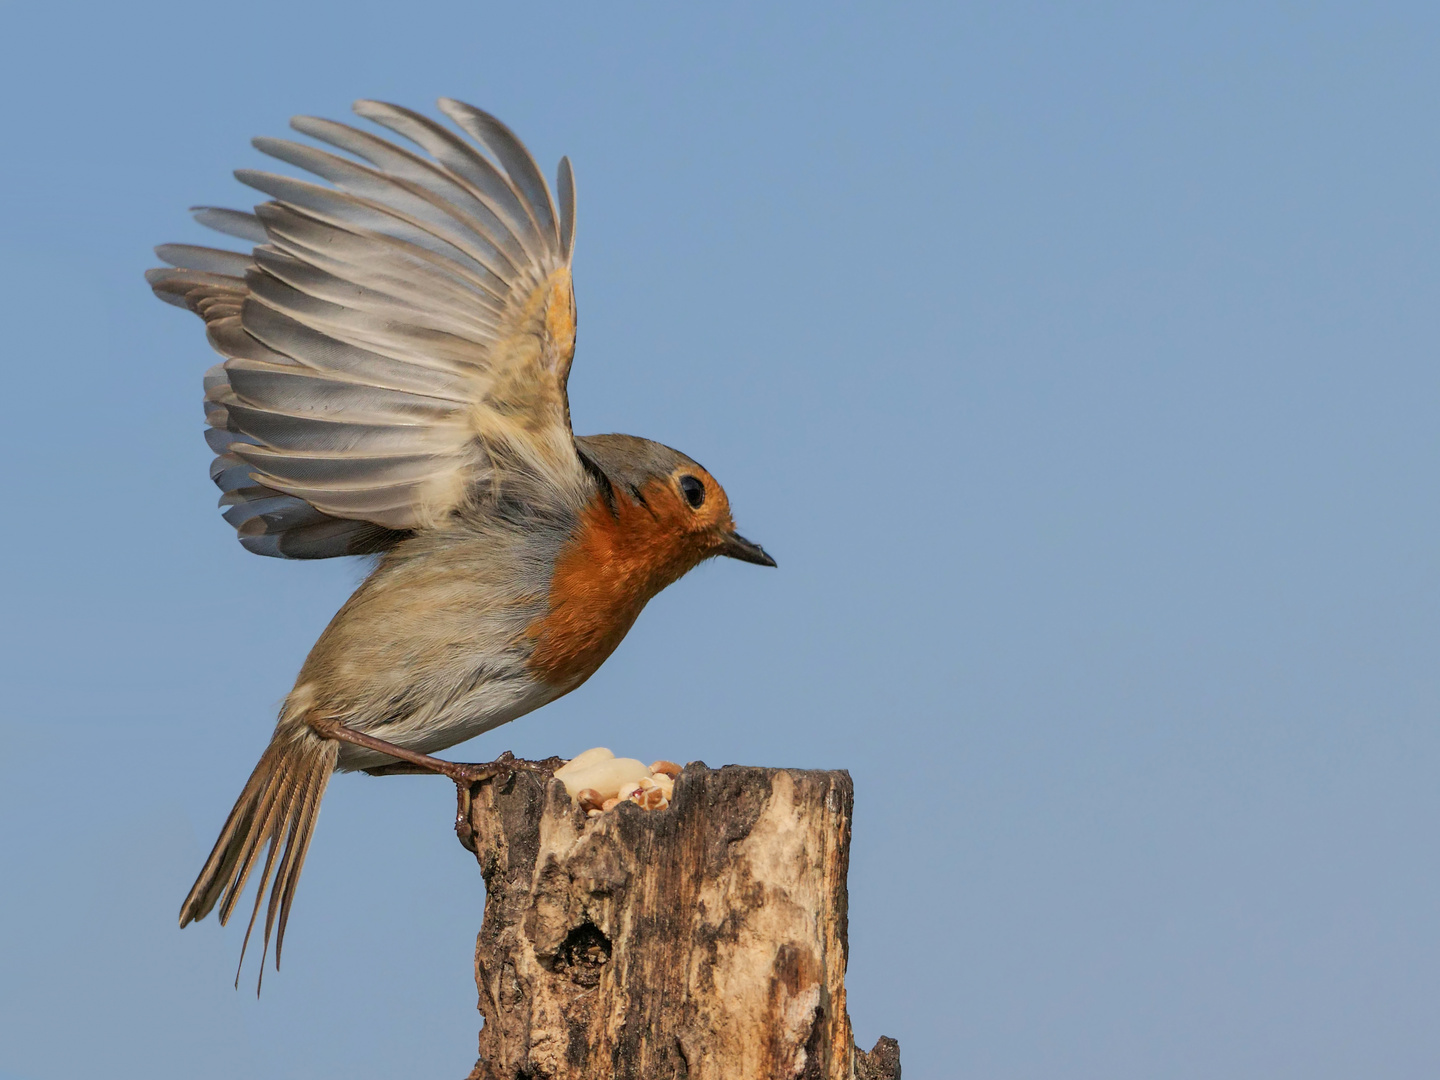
left=457, top=761, right=899, bottom=1080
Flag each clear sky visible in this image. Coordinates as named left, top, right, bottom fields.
left=3, top=2, right=1439, bottom=1077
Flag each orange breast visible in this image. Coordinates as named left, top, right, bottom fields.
left=527, top=485, right=701, bottom=690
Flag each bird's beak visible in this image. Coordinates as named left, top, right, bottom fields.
left=718, top=530, right=777, bottom=567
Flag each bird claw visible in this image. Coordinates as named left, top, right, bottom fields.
left=447, top=754, right=564, bottom=854
left=454, top=783, right=477, bottom=854
left=444, top=751, right=518, bottom=784
left=444, top=753, right=565, bottom=785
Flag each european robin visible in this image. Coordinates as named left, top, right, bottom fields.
left=147, top=97, right=775, bottom=981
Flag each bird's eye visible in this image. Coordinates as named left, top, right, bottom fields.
left=679, top=475, right=706, bottom=509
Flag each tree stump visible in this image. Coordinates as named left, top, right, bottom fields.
left=457, top=761, right=900, bottom=1080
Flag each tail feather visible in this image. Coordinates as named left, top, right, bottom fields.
left=180, top=744, right=278, bottom=926
left=270, top=760, right=326, bottom=973
left=180, top=731, right=338, bottom=989
left=267, top=758, right=328, bottom=973
left=217, top=754, right=293, bottom=926
left=233, top=762, right=299, bottom=988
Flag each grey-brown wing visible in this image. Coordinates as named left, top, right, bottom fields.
left=148, top=98, right=582, bottom=559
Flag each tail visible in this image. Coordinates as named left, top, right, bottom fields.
left=179, top=728, right=339, bottom=989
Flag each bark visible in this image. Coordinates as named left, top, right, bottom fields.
left=456, top=761, right=899, bottom=1080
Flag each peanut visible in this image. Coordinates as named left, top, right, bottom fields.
left=557, top=756, right=651, bottom=800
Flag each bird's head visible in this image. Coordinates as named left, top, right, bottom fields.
left=574, top=434, right=775, bottom=592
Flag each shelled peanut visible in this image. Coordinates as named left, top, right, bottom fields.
left=554, top=748, right=683, bottom=816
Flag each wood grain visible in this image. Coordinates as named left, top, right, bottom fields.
left=457, top=762, right=900, bottom=1079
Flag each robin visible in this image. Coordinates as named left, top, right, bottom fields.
left=147, top=97, right=775, bottom=982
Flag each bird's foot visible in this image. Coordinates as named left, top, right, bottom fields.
left=446, top=754, right=565, bottom=854
left=358, top=752, right=521, bottom=783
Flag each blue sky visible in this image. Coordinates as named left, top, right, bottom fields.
left=3, top=2, right=1440, bottom=1077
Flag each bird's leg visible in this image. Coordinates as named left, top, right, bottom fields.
left=306, top=716, right=562, bottom=855
left=361, top=761, right=457, bottom=777
left=307, top=715, right=525, bottom=784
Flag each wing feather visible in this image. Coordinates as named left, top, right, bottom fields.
left=234, top=169, right=504, bottom=285
left=557, top=156, right=576, bottom=262
left=229, top=445, right=446, bottom=488
left=156, top=244, right=255, bottom=277
left=289, top=116, right=533, bottom=274
left=437, top=99, right=559, bottom=249
left=190, top=207, right=268, bottom=243
left=256, top=203, right=510, bottom=316
left=249, top=138, right=530, bottom=291
left=239, top=303, right=470, bottom=395
left=352, top=100, right=550, bottom=269
left=222, top=360, right=470, bottom=419
left=221, top=401, right=462, bottom=454
left=245, top=270, right=491, bottom=372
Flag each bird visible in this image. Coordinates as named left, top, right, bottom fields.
left=146, top=97, right=775, bottom=984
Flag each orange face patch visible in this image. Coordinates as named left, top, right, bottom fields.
left=527, top=478, right=728, bottom=690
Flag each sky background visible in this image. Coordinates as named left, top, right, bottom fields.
left=3, top=2, right=1439, bottom=1077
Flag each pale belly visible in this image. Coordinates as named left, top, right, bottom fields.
left=323, top=655, right=570, bottom=772
left=282, top=525, right=595, bottom=772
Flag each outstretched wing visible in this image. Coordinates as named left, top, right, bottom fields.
left=148, top=98, right=582, bottom=558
